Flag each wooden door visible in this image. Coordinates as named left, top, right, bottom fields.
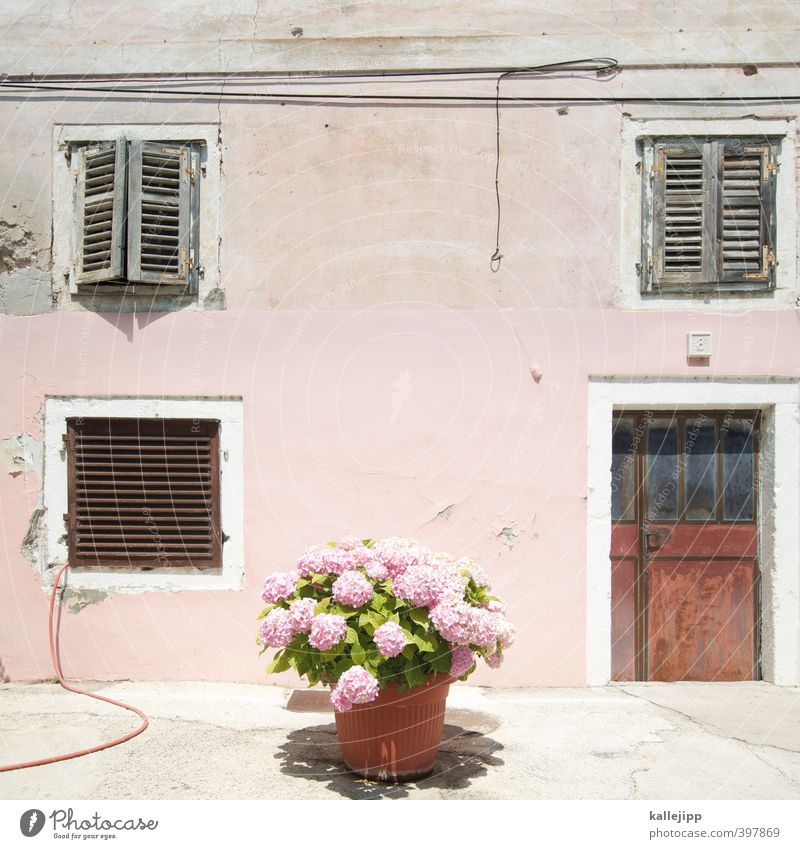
left=610, top=411, right=759, bottom=681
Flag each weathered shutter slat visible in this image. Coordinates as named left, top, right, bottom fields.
left=649, top=140, right=715, bottom=290
left=127, top=141, right=196, bottom=286
left=66, top=418, right=222, bottom=569
left=719, top=141, right=775, bottom=286
left=75, top=140, right=126, bottom=285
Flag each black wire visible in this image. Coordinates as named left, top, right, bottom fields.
left=3, top=79, right=800, bottom=104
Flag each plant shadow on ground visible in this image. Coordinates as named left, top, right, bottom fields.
left=275, top=707, right=504, bottom=799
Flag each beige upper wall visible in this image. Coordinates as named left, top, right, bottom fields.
left=2, top=0, right=799, bottom=75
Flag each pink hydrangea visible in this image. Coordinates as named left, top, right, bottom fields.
left=469, top=607, right=501, bottom=647
left=334, top=665, right=380, bottom=707
left=485, top=599, right=506, bottom=615
left=322, top=547, right=359, bottom=575
left=363, top=559, right=389, bottom=581
left=259, top=608, right=295, bottom=648
left=454, top=557, right=491, bottom=590
left=485, top=651, right=503, bottom=669
left=336, top=536, right=363, bottom=551
left=497, top=619, right=515, bottom=649
left=429, top=599, right=475, bottom=644
left=330, top=686, right=352, bottom=712
left=392, top=561, right=464, bottom=608
left=296, top=545, right=326, bottom=577
left=332, top=571, right=374, bottom=607
left=261, top=570, right=298, bottom=604
left=450, top=645, right=476, bottom=678
left=373, top=621, right=407, bottom=657
left=371, top=537, right=426, bottom=578
left=308, top=613, right=347, bottom=650
left=287, top=597, right=316, bottom=633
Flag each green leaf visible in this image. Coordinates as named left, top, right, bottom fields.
left=345, top=627, right=358, bottom=644
left=314, top=597, right=331, bottom=614
left=362, top=538, right=374, bottom=547
left=403, top=664, right=426, bottom=688
left=351, top=641, right=367, bottom=666
left=265, top=650, right=292, bottom=675
left=401, top=644, right=416, bottom=661
left=408, top=608, right=429, bottom=628
left=410, top=630, right=436, bottom=653
left=325, top=541, right=337, bottom=548
left=429, top=649, right=453, bottom=673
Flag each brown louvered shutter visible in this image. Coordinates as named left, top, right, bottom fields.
left=127, top=141, right=198, bottom=287
left=649, top=140, right=714, bottom=290
left=645, top=138, right=776, bottom=293
left=66, top=418, right=221, bottom=570
left=75, top=141, right=127, bottom=285
left=719, top=140, right=776, bottom=286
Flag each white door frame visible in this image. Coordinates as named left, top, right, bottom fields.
left=586, top=377, right=800, bottom=685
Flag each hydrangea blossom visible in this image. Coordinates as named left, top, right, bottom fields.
left=469, top=607, right=502, bottom=647
left=454, top=557, right=491, bottom=590
left=428, top=599, right=475, bottom=644
left=308, top=613, right=347, bottom=650
left=261, top=570, right=298, bottom=604
left=259, top=608, right=295, bottom=648
left=485, top=651, right=503, bottom=669
left=330, top=665, right=380, bottom=711
left=450, top=645, right=476, bottom=678
left=373, top=621, right=407, bottom=657
left=497, top=619, right=515, bottom=649
left=336, top=536, right=363, bottom=551
left=371, top=537, right=427, bottom=578
left=332, top=571, right=374, bottom=608
left=392, top=561, right=464, bottom=608
left=296, top=545, right=325, bottom=577
left=287, top=597, right=316, bottom=633
left=322, top=547, right=360, bottom=575
left=363, top=559, right=390, bottom=581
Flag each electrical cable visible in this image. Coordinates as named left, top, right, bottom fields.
left=2, top=80, right=800, bottom=104
left=0, top=562, right=149, bottom=772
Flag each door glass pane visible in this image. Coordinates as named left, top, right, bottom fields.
left=611, top=417, right=636, bottom=521
left=647, top=418, right=679, bottom=520
left=684, top=417, right=718, bottom=520
left=723, top=417, right=755, bottom=521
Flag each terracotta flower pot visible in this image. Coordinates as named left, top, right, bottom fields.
left=333, top=673, right=452, bottom=782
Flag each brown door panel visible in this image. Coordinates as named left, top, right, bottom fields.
left=647, top=559, right=757, bottom=681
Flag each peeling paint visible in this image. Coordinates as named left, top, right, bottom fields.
left=203, top=287, right=226, bottom=310
left=20, top=506, right=46, bottom=568
left=59, top=587, right=109, bottom=613
left=496, top=526, right=521, bottom=549
left=0, top=432, right=43, bottom=478
left=0, top=221, right=37, bottom=274
left=436, top=503, right=454, bottom=520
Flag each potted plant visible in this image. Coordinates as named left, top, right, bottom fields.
left=257, top=536, right=514, bottom=782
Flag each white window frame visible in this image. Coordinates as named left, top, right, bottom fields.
left=41, top=396, right=244, bottom=593
left=52, top=123, right=221, bottom=304
left=617, top=117, right=798, bottom=310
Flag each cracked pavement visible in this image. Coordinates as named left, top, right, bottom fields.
left=1, top=681, right=799, bottom=799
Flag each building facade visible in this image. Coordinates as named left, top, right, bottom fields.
left=1, top=2, right=799, bottom=688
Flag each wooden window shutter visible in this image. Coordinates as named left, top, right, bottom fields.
left=74, top=140, right=127, bottom=285
left=647, top=140, right=715, bottom=290
left=66, top=418, right=221, bottom=570
left=718, top=140, right=776, bottom=287
left=127, top=141, right=198, bottom=288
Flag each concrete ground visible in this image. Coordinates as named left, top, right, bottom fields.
left=1, top=681, right=799, bottom=800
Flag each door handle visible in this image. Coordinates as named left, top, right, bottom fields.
left=644, top=529, right=670, bottom=553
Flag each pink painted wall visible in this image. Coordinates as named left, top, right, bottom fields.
left=1, top=12, right=799, bottom=685
left=1, top=309, right=799, bottom=686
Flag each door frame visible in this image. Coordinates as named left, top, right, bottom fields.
left=586, top=377, right=800, bottom=686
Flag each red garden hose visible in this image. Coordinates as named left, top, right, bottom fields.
left=0, top=562, right=149, bottom=772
